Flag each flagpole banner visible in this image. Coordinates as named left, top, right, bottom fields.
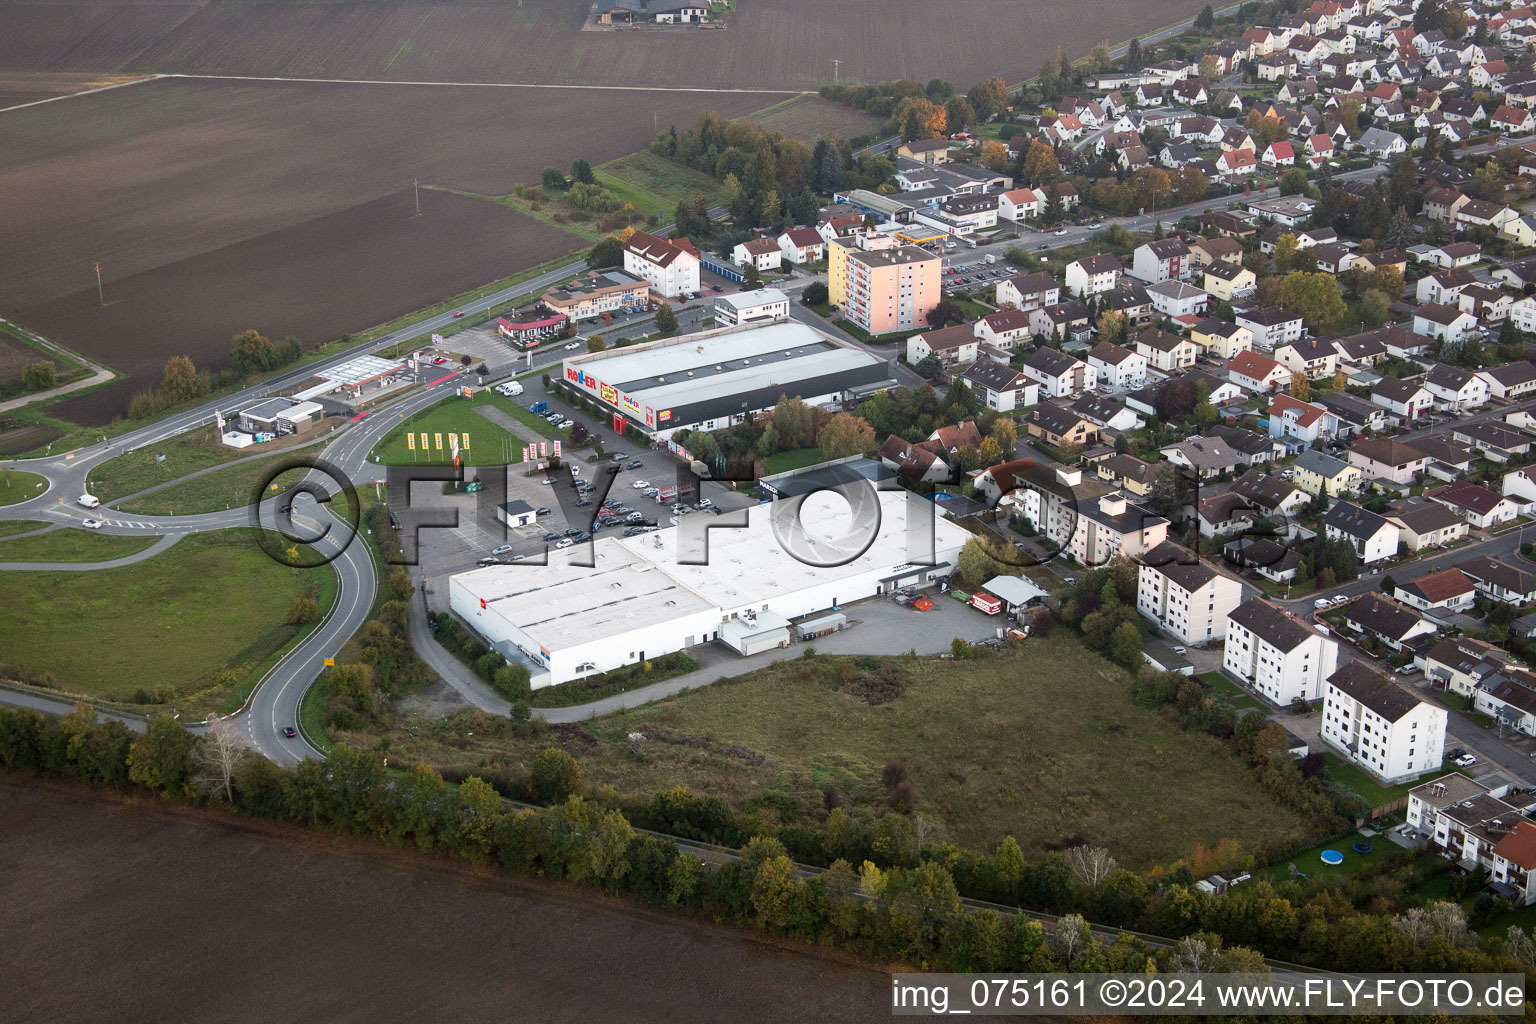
left=407, top=433, right=415, bottom=451
left=539, top=440, right=548, bottom=458
left=461, top=433, right=470, bottom=449
left=420, top=433, right=429, bottom=450
left=434, top=433, right=443, bottom=450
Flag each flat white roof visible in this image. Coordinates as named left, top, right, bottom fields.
left=455, top=490, right=971, bottom=652
left=636, top=348, right=879, bottom=409
left=314, top=354, right=405, bottom=386
left=571, top=322, right=833, bottom=383
left=715, top=288, right=788, bottom=311
left=612, top=490, right=971, bottom=612
left=454, top=541, right=714, bottom=652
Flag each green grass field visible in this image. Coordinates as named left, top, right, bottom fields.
left=0, top=529, right=335, bottom=713
left=1324, top=754, right=1421, bottom=809
left=373, top=391, right=563, bottom=467
left=594, top=151, right=723, bottom=223
left=87, top=423, right=337, bottom=504
left=762, top=447, right=824, bottom=474
left=0, top=528, right=159, bottom=562
left=0, top=520, right=46, bottom=539
left=338, top=634, right=1322, bottom=866
left=0, top=470, right=47, bottom=506
left=114, top=456, right=314, bottom=516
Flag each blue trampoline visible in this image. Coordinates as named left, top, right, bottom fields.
left=1352, top=842, right=1373, bottom=854
left=1320, top=849, right=1344, bottom=865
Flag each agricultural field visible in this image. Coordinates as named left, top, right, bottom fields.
left=0, top=77, right=783, bottom=424
left=746, top=96, right=885, bottom=142
left=335, top=635, right=1323, bottom=867
left=0, top=70, right=147, bottom=109
left=0, top=0, right=1211, bottom=92
left=0, top=529, right=335, bottom=713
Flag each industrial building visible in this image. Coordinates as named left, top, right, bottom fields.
left=559, top=321, right=890, bottom=440
left=449, top=490, right=970, bottom=687
left=712, top=287, right=789, bottom=327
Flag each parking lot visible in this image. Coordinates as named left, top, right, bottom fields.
left=942, top=259, right=1025, bottom=294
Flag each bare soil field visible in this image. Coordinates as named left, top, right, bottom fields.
left=0, top=0, right=1213, bottom=90
left=0, top=70, right=147, bottom=109
left=0, top=77, right=781, bottom=423
left=0, top=780, right=892, bottom=1024
left=747, top=95, right=885, bottom=141
left=28, top=188, right=578, bottom=424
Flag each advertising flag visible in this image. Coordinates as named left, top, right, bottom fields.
left=553, top=440, right=562, bottom=458
left=434, top=432, right=443, bottom=450
left=407, top=433, right=415, bottom=451
left=539, top=440, right=548, bottom=458
left=419, top=433, right=428, bottom=450
left=521, top=446, right=530, bottom=463
left=461, top=433, right=470, bottom=450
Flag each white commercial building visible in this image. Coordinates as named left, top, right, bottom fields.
left=1321, top=661, right=1447, bottom=784
left=450, top=491, right=970, bottom=687
left=1223, top=598, right=1339, bottom=705
left=713, top=288, right=789, bottom=327
left=622, top=230, right=701, bottom=299
left=560, top=321, right=890, bottom=441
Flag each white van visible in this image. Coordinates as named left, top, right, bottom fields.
left=504, top=381, right=523, bottom=396
left=78, top=494, right=100, bottom=509
left=984, top=253, right=997, bottom=264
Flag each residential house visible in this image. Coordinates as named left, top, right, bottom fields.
left=1393, top=568, right=1478, bottom=613
left=1087, top=341, right=1147, bottom=391
left=1223, top=536, right=1303, bottom=581
left=1422, top=637, right=1519, bottom=697
left=1386, top=500, right=1468, bottom=551
left=1029, top=301, right=1093, bottom=344
left=1317, top=390, right=1388, bottom=436
left=1457, top=556, right=1536, bottom=605
left=1202, top=261, right=1257, bottom=302
left=972, top=458, right=1041, bottom=503
left=1267, top=394, right=1341, bottom=446
left=1130, top=239, right=1193, bottom=284
left=1190, top=318, right=1254, bottom=360
left=1478, top=361, right=1536, bottom=401
left=1136, top=541, right=1245, bottom=645
left=1342, top=592, right=1439, bottom=651
left=1060, top=489, right=1169, bottom=566
left=1189, top=236, right=1246, bottom=268
left=775, top=227, right=825, bottom=265
left=1323, top=500, right=1401, bottom=563
left=879, top=436, right=952, bottom=483
left=1146, top=281, right=1210, bottom=320
left=1225, top=598, right=1341, bottom=705
left=1348, top=436, right=1430, bottom=485
left=1231, top=469, right=1311, bottom=517
left=1416, top=267, right=1476, bottom=303
left=905, top=323, right=979, bottom=371
left=1227, top=349, right=1294, bottom=393
left=1236, top=307, right=1306, bottom=349
left=1331, top=331, right=1390, bottom=368
left=1064, top=254, right=1125, bottom=297
left=1026, top=404, right=1099, bottom=448
left=958, top=359, right=1038, bottom=413
left=1095, top=453, right=1156, bottom=496
left=1070, top=394, right=1143, bottom=433
left=1135, top=327, right=1199, bottom=371
left=1159, top=436, right=1246, bottom=479
left=1453, top=421, right=1533, bottom=462
left=1427, top=480, right=1520, bottom=529
left=1274, top=338, right=1340, bottom=379
left=1370, top=377, right=1433, bottom=425
left=733, top=237, right=784, bottom=271
left=1021, top=347, right=1096, bottom=398
left=972, top=309, right=1033, bottom=352
left=995, top=271, right=1061, bottom=312
left=1424, top=363, right=1491, bottom=411
left=1293, top=448, right=1361, bottom=497
left=1320, top=661, right=1447, bottom=783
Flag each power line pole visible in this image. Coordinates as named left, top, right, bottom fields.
left=832, top=58, right=841, bottom=84
left=414, top=178, right=421, bottom=217
left=94, top=261, right=104, bottom=304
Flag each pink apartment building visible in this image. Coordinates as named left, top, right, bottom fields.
left=841, top=246, right=940, bottom=336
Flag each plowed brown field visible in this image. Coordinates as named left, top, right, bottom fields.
left=0, top=0, right=1212, bottom=91
left=0, top=77, right=782, bottom=423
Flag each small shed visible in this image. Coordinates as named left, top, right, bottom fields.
left=719, top=610, right=791, bottom=655
left=795, top=612, right=847, bottom=640
left=1142, top=638, right=1194, bottom=676
left=496, top=499, right=537, bottom=528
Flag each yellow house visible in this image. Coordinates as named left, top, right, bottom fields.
left=1190, top=318, right=1253, bottom=360
left=1291, top=449, right=1361, bottom=498
left=1504, top=215, right=1536, bottom=247
left=1202, top=262, right=1257, bottom=302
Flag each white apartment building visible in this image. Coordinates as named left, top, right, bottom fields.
left=1223, top=597, right=1340, bottom=705
left=1137, top=541, right=1244, bottom=646
left=1321, top=661, right=1448, bottom=784
left=621, top=230, right=700, bottom=299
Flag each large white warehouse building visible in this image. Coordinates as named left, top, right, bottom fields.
left=450, top=490, right=971, bottom=687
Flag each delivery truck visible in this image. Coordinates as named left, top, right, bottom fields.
left=968, top=592, right=1003, bottom=615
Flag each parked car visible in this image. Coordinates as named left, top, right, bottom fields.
left=1448, top=748, right=1466, bottom=760
left=564, top=342, right=580, bottom=350
left=491, top=544, right=513, bottom=555
left=1314, top=598, right=1332, bottom=608
left=554, top=538, right=575, bottom=549
left=529, top=401, right=548, bottom=414
left=625, top=460, right=643, bottom=470
left=478, top=557, right=501, bottom=566
left=536, top=507, right=551, bottom=517
left=542, top=531, right=562, bottom=542
left=563, top=528, right=583, bottom=537
left=432, top=356, right=447, bottom=364
left=626, top=512, right=645, bottom=522
left=632, top=480, right=651, bottom=489
left=1455, top=754, right=1478, bottom=767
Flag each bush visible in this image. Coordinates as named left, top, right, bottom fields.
left=286, top=596, right=320, bottom=626
left=528, top=747, right=582, bottom=802
left=492, top=663, right=532, bottom=702
left=21, top=361, right=56, bottom=392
